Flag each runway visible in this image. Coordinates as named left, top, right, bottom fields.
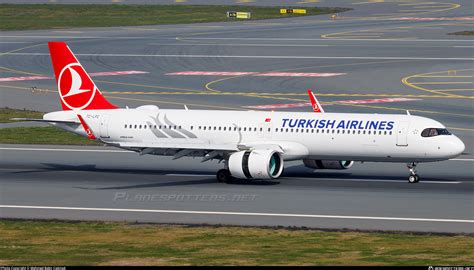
left=0, top=144, right=473, bottom=233
left=0, top=0, right=473, bottom=232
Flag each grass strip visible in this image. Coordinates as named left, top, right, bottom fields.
left=0, top=107, right=44, bottom=123
left=0, top=4, right=350, bottom=31
left=0, top=219, right=473, bottom=265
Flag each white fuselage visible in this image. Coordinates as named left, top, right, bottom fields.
left=45, top=106, right=465, bottom=163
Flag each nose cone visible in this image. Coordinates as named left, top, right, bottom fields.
left=449, top=136, right=465, bottom=158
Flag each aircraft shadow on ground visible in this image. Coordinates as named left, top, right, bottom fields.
left=6, top=163, right=462, bottom=188
left=16, top=163, right=280, bottom=188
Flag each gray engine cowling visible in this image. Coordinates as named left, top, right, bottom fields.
left=228, top=149, right=284, bottom=179
left=303, top=159, right=354, bottom=170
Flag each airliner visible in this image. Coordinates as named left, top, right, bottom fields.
left=14, top=42, right=465, bottom=183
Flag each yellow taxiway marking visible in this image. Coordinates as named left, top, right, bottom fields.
left=0, top=43, right=45, bottom=56
left=1, top=84, right=473, bottom=118
left=416, top=76, right=473, bottom=78
left=102, top=91, right=472, bottom=99
left=352, top=0, right=385, bottom=5
left=446, top=126, right=474, bottom=131
left=325, top=35, right=383, bottom=38
left=109, top=96, right=243, bottom=110
left=436, top=89, right=474, bottom=92
left=0, top=66, right=42, bottom=76
left=322, top=12, right=464, bottom=39
left=0, top=84, right=244, bottom=111
left=402, top=69, right=474, bottom=99
left=335, top=103, right=474, bottom=118
left=412, top=5, right=453, bottom=8
left=297, top=0, right=321, bottom=3
left=204, top=59, right=421, bottom=96
left=375, top=29, right=410, bottom=32
left=411, top=82, right=473, bottom=85
left=399, top=9, right=445, bottom=11
left=398, top=2, right=438, bottom=6
left=95, top=79, right=202, bottom=93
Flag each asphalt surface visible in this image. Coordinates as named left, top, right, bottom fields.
left=0, top=0, right=473, bottom=233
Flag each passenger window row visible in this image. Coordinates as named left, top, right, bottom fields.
left=274, top=128, right=393, bottom=135
left=124, top=124, right=393, bottom=135
left=124, top=124, right=182, bottom=130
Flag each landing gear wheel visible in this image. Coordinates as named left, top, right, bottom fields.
left=406, top=162, right=420, bottom=183
left=216, top=169, right=231, bottom=183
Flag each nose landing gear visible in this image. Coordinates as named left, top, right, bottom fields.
left=407, top=162, right=420, bottom=183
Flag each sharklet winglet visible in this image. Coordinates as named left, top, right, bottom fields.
left=307, top=89, right=324, bottom=113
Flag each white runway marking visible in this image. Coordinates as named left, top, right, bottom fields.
left=177, top=37, right=474, bottom=43
left=309, top=178, right=461, bottom=184
left=1, top=205, right=473, bottom=223
left=0, top=70, right=148, bottom=82
left=153, top=43, right=468, bottom=49
left=150, top=43, right=330, bottom=47
left=166, top=71, right=345, bottom=77
left=5, top=52, right=473, bottom=61
left=0, top=36, right=145, bottom=39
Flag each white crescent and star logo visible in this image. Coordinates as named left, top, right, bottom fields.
left=58, top=63, right=97, bottom=110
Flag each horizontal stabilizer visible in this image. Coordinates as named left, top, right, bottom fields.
left=9, top=118, right=80, bottom=124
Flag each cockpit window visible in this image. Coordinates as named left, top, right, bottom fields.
left=421, top=128, right=451, bottom=137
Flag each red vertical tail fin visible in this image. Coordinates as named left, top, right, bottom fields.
left=48, top=42, right=117, bottom=111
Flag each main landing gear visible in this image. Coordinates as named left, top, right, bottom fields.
left=216, top=169, right=232, bottom=183
left=407, top=162, right=420, bottom=183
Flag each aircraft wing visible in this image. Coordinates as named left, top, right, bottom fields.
left=114, top=141, right=239, bottom=152
left=108, top=141, right=297, bottom=162
left=106, top=141, right=239, bottom=162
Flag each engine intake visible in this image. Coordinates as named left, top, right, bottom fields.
left=303, top=159, right=354, bottom=170
left=228, top=149, right=284, bottom=179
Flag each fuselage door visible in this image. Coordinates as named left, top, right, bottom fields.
left=396, top=121, right=409, bottom=146
left=100, top=114, right=110, bottom=138
left=261, top=122, right=272, bottom=139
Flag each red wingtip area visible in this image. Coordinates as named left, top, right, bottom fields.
left=48, top=42, right=118, bottom=111
left=307, top=89, right=324, bottom=113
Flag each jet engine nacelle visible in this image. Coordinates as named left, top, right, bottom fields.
left=228, top=149, right=284, bottom=179
left=303, top=159, right=354, bottom=170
